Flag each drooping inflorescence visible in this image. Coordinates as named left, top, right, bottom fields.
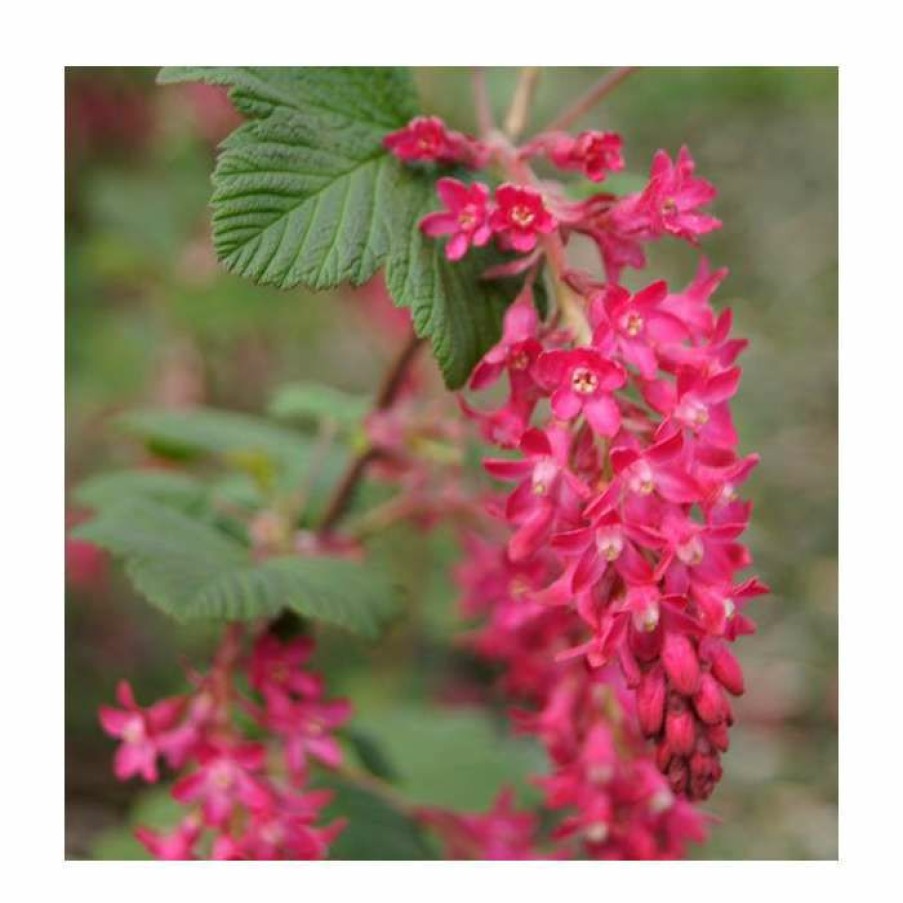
left=99, top=629, right=349, bottom=859
left=386, top=111, right=766, bottom=855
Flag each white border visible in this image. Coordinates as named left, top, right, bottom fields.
left=4, top=0, right=897, bottom=896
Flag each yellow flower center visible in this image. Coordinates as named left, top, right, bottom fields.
left=571, top=367, right=598, bottom=395
left=510, top=205, right=535, bottom=228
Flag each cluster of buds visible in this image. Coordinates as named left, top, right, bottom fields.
left=454, top=534, right=708, bottom=858
left=389, top=112, right=766, bottom=856
left=99, top=628, right=349, bottom=859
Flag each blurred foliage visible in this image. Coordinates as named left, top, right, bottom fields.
left=65, top=67, right=837, bottom=860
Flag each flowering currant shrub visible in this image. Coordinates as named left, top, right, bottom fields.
left=73, top=67, right=766, bottom=860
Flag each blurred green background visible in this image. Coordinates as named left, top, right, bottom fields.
left=65, top=67, right=837, bottom=859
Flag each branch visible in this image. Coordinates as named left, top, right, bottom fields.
left=503, top=67, right=541, bottom=141
left=538, top=67, right=638, bottom=134
left=471, top=68, right=495, bottom=137
left=318, top=331, right=423, bottom=533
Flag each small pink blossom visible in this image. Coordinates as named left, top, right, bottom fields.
left=171, top=742, right=273, bottom=828
left=135, top=816, right=202, bottom=860
left=533, top=347, right=626, bottom=436
left=490, top=184, right=557, bottom=253
left=614, top=146, right=721, bottom=242
left=383, top=116, right=487, bottom=167
left=540, top=130, right=625, bottom=182
left=98, top=680, right=185, bottom=782
left=420, top=178, right=493, bottom=261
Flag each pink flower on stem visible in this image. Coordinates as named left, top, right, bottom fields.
left=384, top=116, right=487, bottom=167
left=250, top=633, right=323, bottom=701
left=490, top=184, right=557, bottom=253
left=420, top=789, right=541, bottom=860
left=534, top=348, right=627, bottom=436
left=642, top=366, right=742, bottom=450
left=609, top=428, right=701, bottom=505
left=420, top=178, right=493, bottom=261
left=261, top=692, right=351, bottom=782
left=171, top=742, right=273, bottom=828
left=542, top=130, right=625, bottom=182
left=484, top=425, right=588, bottom=561
left=382, top=116, right=453, bottom=162
left=615, top=146, right=721, bottom=242
left=135, top=816, right=203, bottom=860
left=590, top=281, right=690, bottom=379
left=98, top=680, right=185, bottom=782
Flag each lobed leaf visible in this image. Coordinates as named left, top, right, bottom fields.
left=158, top=67, right=522, bottom=388
left=72, top=499, right=400, bottom=636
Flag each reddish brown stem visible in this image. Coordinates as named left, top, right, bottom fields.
left=539, top=67, right=638, bottom=134
left=318, top=331, right=423, bottom=533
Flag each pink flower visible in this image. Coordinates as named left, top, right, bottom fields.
left=490, top=184, right=557, bottom=253
left=420, top=178, right=493, bottom=261
left=383, top=116, right=487, bottom=167
left=250, top=633, right=323, bottom=701
left=542, top=130, right=625, bottom=182
left=382, top=116, right=456, bottom=163
left=419, top=789, right=541, bottom=860
left=615, top=146, right=721, bottom=242
left=98, top=680, right=185, bottom=782
left=135, top=816, right=202, bottom=860
left=533, top=348, right=626, bottom=436
left=642, top=366, right=742, bottom=449
left=589, top=281, right=689, bottom=379
left=171, top=742, right=273, bottom=828
left=260, top=691, right=351, bottom=782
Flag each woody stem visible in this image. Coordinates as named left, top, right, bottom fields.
left=318, top=331, right=424, bottom=533
left=504, top=67, right=542, bottom=140
left=538, top=67, right=638, bottom=134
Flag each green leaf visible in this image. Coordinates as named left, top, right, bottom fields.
left=73, top=469, right=207, bottom=513
left=318, top=776, right=436, bottom=860
left=116, top=406, right=310, bottom=468
left=72, top=499, right=400, bottom=636
left=158, top=67, right=418, bottom=291
left=353, top=705, right=545, bottom=810
left=384, top=183, right=520, bottom=389
left=268, top=381, right=369, bottom=430
left=157, top=67, right=522, bottom=389
left=343, top=727, right=400, bottom=783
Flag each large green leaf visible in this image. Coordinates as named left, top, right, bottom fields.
left=157, top=67, right=521, bottom=388
left=116, top=406, right=310, bottom=467
left=318, top=776, right=436, bottom=860
left=72, top=499, right=400, bottom=636
left=159, top=67, right=418, bottom=291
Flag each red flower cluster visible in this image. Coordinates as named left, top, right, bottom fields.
left=420, top=178, right=557, bottom=260
left=461, top=255, right=765, bottom=804
left=389, top=115, right=765, bottom=856
left=99, top=629, right=349, bottom=859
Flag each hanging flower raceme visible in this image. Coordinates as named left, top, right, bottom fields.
left=391, top=113, right=765, bottom=853
left=99, top=629, right=349, bottom=860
